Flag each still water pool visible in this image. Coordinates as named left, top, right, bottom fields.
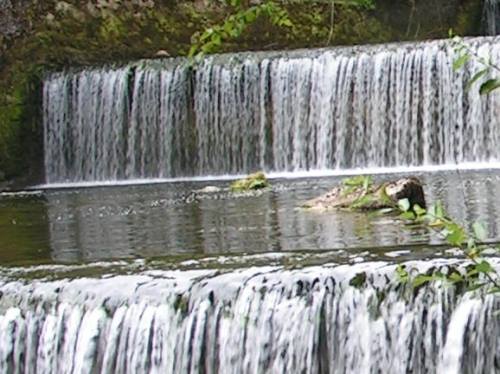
left=0, top=169, right=499, bottom=267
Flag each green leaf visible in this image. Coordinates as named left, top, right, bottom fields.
left=400, top=211, right=416, bottom=220
left=476, top=260, right=493, bottom=274
left=244, top=10, right=257, bottom=23
left=449, top=272, right=463, bottom=283
left=248, top=179, right=268, bottom=190
left=279, top=18, right=293, bottom=27
left=210, top=33, right=222, bottom=46
left=472, top=221, right=488, bottom=241
left=200, top=28, right=214, bottom=42
left=465, top=68, right=489, bottom=91
left=224, top=21, right=234, bottom=35
left=435, top=202, right=445, bottom=219
left=479, top=79, right=500, bottom=95
left=488, top=287, right=500, bottom=295
left=363, top=176, right=372, bottom=190
left=351, top=194, right=374, bottom=209
left=413, top=275, right=436, bottom=287
left=467, top=238, right=476, bottom=250
left=188, top=44, right=199, bottom=58
left=453, top=54, right=469, bottom=71
left=445, top=223, right=466, bottom=246
left=413, top=204, right=426, bottom=217
left=398, top=198, right=410, bottom=212
left=343, top=175, right=372, bottom=188
left=466, top=267, right=479, bottom=277
left=467, top=282, right=487, bottom=292
left=395, top=265, right=408, bottom=282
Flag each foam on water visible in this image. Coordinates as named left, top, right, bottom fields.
left=33, top=162, right=500, bottom=190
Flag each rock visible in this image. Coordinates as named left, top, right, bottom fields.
left=196, top=186, right=221, bottom=193
left=303, top=176, right=425, bottom=211
left=384, top=177, right=426, bottom=209
left=230, top=172, right=269, bottom=192
left=182, top=191, right=198, bottom=204
left=154, top=50, right=170, bottom=58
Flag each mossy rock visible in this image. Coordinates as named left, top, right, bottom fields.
left=230, top=172, right=269, bottom=192
left=302, top=176, right=426, bottom=211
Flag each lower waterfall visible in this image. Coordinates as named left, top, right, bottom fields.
left=0, top=261, right=497, bottom=373
left=43, top=37, right=500, bottom=184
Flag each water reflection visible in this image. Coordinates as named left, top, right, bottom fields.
left=0, top=195, right=51, bottom=264
left=2, top=170, right=500, bottom=264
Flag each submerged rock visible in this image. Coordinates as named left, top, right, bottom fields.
left=230, top=172, right=269, bottom=192
left=303, top=176, right=426, bottom=211
left=196, top=186, right=222, bottom=193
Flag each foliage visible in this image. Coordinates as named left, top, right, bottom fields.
left=230, top=171, right=269, bottom=192
left=31, top=0, right=198, bottom=65
left=427, top=35, right=500, bottom=291
left=340, top=175, right=373, bottom=199
left=451, top=32, right=500, bottom=95
left=189, top=0, right=377, bottom=58
left=335, top=176, right=402, bottom=210
left=395, top=197, right=500, bottom=293
left=337, top=176, right=500, bottom=294
left=0, top=63, right=44, bottom=179
left=189, top=0, right=293, bottom=58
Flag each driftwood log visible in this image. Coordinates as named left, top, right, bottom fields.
left=303, top=177, right=426, bottom=211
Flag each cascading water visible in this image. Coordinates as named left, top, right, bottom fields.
left=0, top=261, right=498, bottom=374
left=43, top=37, right=500, bottom=184
left=484, top=0, right=500, bottom=35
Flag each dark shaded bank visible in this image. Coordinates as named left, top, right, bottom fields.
left=0, top=0, right=485, bottom=189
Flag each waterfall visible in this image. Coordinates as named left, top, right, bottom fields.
left=0, top=261, right=497, bottom=373
left=484, top=0, right=500, bottom=35
left=43, top=37, right=500, bottom=184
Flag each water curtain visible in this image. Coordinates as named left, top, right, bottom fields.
left=44, top=37, right=500, bottom=183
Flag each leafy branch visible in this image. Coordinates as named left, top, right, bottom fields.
left=338, top=176, right=500, bottom=293
left=189, top=0, right=376, bottom=58
left=189, top=0, right=293, bottom=58
left=450, top=31, right=500, bottom=94
left=395, top=198, right=500, bottom=292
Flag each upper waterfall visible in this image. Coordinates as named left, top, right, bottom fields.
left=43, top=37, right=500, bottom=184
left=484, top=0, right=500, bottom=35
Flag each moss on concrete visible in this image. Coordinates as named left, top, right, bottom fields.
left=230, top=172, right=269, bottom=192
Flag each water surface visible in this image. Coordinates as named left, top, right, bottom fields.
left=1, top=169, right=499, bottom=266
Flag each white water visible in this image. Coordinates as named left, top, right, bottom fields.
left=484, top=0, right=500, bottom=35
left=43, top=37, right=500, bottom=184
left=0, top=261, right=497, bottom=373
left=34, top=161, right=500, bottom=189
